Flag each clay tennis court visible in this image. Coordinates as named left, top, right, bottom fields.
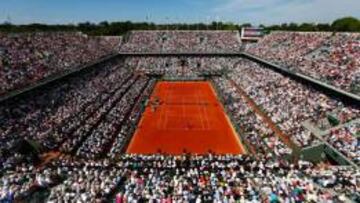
left=126, top=81, right=246, bottom=155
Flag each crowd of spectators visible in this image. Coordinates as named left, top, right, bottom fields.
left=325, top=123, right=360, bottom=164
left=124, top=56, right=239, bottom=77
left=75, top=77, right=155, bottom=159
left=0, top=58, right=155, bottom=171
left=120, top=31, right=242, bottom=53
left=1, top=155, right=359, bottom=202
left=246, top=31, right=360, bottom=95
left=123, top=55, right=359, bottom=164
left=0, top=32, right=118, bottom=95
left=1, top=30, right=360, bottom=202
left=213, top=77, right=292, bottom=157
left=230, top=59, right=360, bottom=150
left=108, top=79, right=156, bottom=159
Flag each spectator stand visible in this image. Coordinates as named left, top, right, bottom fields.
left=241, top=53, right=360, bottom=105
left=229, top=78, right=301, bottom=158
left=118, top=52, right=360, bottom=105
left=1, top=30, right=359, bottom=202
left=112, top=79, right=157, bottom=156
left=0, top=53, right=119, bottom=104
left=210, top=79, right=254, bottom=155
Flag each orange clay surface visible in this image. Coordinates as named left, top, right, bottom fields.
left=126, top=81, right=246, bottom=155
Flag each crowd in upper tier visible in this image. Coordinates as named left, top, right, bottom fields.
left=120, top=31, right=242, bottom=53
left=0, top=32, right=119, bottom=95
left=246, top=31, right=360, bottom=95
left=1, top=155, right=359, bottom=202
left=124, top=56, right=239, bottom=77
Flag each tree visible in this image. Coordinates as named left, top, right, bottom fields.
left=240, top=23, right=252, bottom=28
left=0, top=16, right=359, bottom=35
left=288, top=23, right=299, bottom=31
left=316, top=23, right=331, bottom=31
left=298, top=23, right=315, bottom=31
left=332, top=17, right=360, bottom=32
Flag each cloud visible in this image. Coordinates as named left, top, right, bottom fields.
left=212, top=0, right=360, bottom=25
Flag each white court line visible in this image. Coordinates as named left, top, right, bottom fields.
left=163, top=84, right=171, bottom=129
left=163, top=108, right=168, bottom=129
left=196, top=92, right=205, bottom=130
left=157, top=100, right=164, bottom=129
left=157, top=83, right=166, bottom=129
left=201, top=90, right=211, bottom=130
left=159, top=85, right=167, bottom=130
left=154, top=85, right=162, bottom=129
left=181, top=82, right=184, bottom=124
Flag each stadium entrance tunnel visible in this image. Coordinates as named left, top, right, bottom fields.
left=125, top=81, right=246, bottom=155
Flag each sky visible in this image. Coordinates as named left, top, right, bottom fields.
left=0, top=0, right=359, bottom=25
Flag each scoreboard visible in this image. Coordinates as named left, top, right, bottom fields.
left=241, top=27, right=264, bottom=41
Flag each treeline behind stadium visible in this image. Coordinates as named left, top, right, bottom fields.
left=0, top=16, right=359, bottom=36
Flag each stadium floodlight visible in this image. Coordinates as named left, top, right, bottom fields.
left=206, top=16, right=210, bottom=30
left=215, top=16, right=220, bottom=30
left=166, top=17, right=170, bottom=30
